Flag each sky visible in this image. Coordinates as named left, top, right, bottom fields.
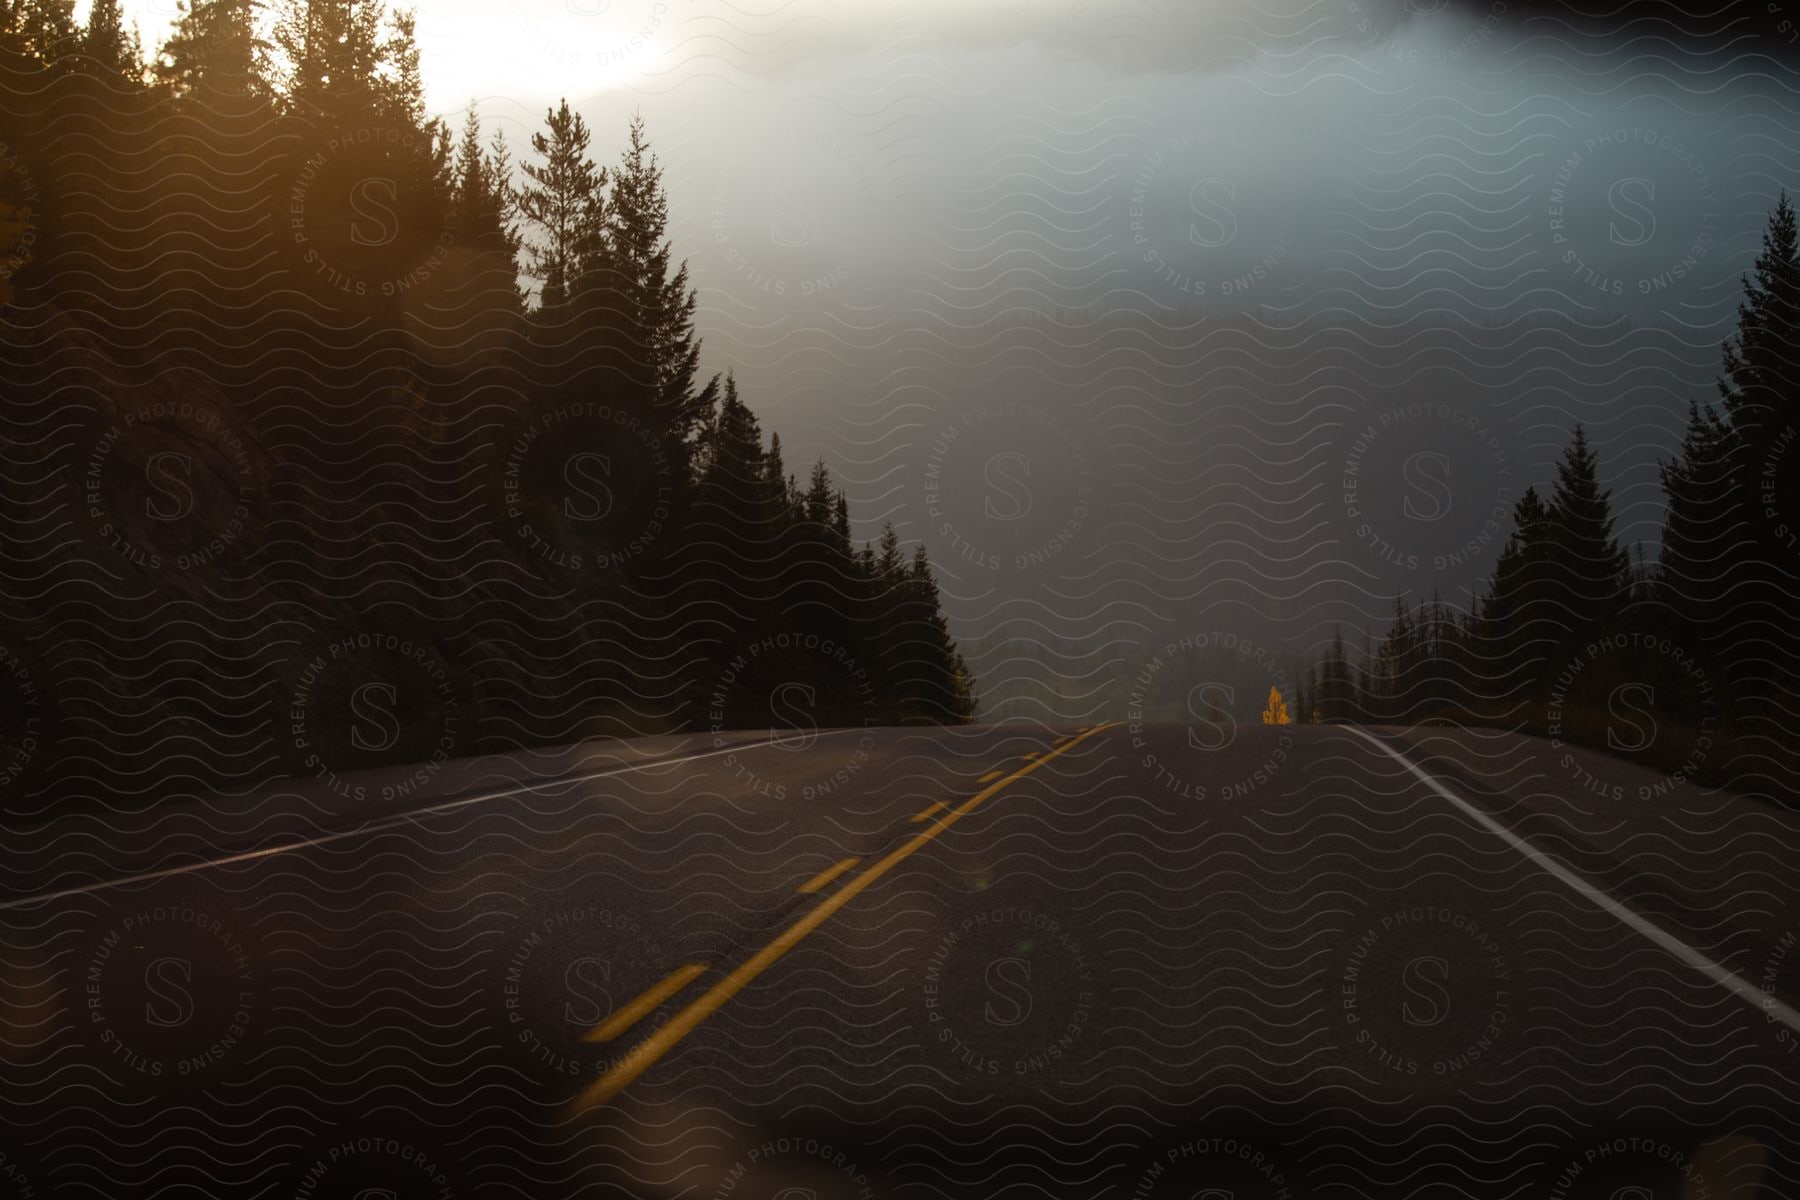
left=103, top=0, right=1783, bottom=329
left=97, top=0, right=1800, bottom=653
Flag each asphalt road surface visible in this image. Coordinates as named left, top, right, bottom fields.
left=3, top=721, right=1799, bottom=1198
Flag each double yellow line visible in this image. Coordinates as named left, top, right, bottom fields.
left=574, top=721, right=1118, bottom=1109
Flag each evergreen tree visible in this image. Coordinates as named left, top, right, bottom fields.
left=271, top=0, right=386, bottom=116
left=8, top=0, right=77, bottom=67
left=378, top=6, right=424, bottom=126
left=762, top=431, right=794, bottom=521
left=875, top=522, right=905, bottom=580
left=449, top=102, right=523, bottom=297
left=1713, top=194, right=1800, bottom=726
left=1483, top=488, right=1551, bottom=626
left=78, top=0, right=140, bottom=80
left=1719, top=192, right=1800, bottom=450
left=595, top=113, right=718, bottom=465
left=804, top=458, right=836, bottom=533
left=154, top=0, right=265, bottom=102
left=1478, top=486, right=1557, bottom=707
left=1657, top=401, right=1742, bottom=656
left=1546, top=424, right=1630, bottom=646
left=515, top=99, right=603, bottom=312
left=699, top=374, right=762, bottom=493
left=0, top=29, right=983, bottom=816
left=898, top=546, right=977, bottom=722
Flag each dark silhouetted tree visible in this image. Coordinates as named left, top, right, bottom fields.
left=271, top=0, right=383, bottom=114
left=154, top=0, right=265, bottom=102
left=595, top=113, right=717, bottom=466
left=78, top=0, right=140, bottom=80
left=1546, top=423, right=1630, bottom=648
left=1657, top=401, right=1742, bottom=659
left=1719, top=192, right=1799, bottom=450
left=515, top=99, right=603, bottom=312
left=7, top=0, right=77, bottom=68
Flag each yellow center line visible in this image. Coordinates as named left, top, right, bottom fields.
left=796, top=856, right=861, bottom=894
left=583, top=962, right=709, bottom=1044
left=575, top=722, right=1118, bottom=1109
left=976, top=769, right=1003, bottom=783
left=910, top=801, right=947, bottom=823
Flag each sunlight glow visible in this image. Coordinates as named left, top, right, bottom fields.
left=417, top=3, right=674, bottom=108
left=116, top=0, right=674, bottom=113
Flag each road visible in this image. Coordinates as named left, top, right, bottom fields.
left=2, top=721, right=1798, bottom=1198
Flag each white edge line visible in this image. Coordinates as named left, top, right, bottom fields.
left=1349, top=727, right=1800, bottom=1039
left=1, top=728, right=870, bottom=913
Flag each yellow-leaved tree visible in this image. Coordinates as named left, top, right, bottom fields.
left=1260, top=685, right=1290, bottom=725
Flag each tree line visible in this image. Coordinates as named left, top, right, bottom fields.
left=0, top=0, right=973, bottom=816
left=1291, top=200, right=1799, bottom=796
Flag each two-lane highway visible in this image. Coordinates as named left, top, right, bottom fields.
left=2, top=721, right=1797, bottom=1198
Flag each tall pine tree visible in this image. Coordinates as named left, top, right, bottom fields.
left=1719, top=193, right=1800, bottom=451
left=595, top=113, right=717, bottom=471
left=1713, top=194, right=1800, bottom=729
left=515, top=99, right=603, bottom=312
left=154, top=0, right=265, bottom=103
left=1546, top=424, right=1629, bottom=648
left=77, top=0, right=140, bottom=81
left=1657, top=401, right=1742, bottom=659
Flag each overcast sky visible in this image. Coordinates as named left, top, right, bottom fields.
left=104, top=0, right=1783, bottom=332
left=96, top=0, right=1800, bottom=654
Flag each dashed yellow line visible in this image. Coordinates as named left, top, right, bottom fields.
left=583, top=962, right=709, bottom=1044
left=911, top=801, right=947, bottom=823
left=976, top=770, right=1003, bottom=783
left=797, top=856, right=861, bottom=894
left=575, top=721, right=1119, bottom=1109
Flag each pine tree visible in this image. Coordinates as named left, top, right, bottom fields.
left=1719, top=192, right=1800, bottom=450
left=10, top=0, right=77, bottom=67
left=804, top=458, right=835, bottom=532
left=682, top=373, right=775, bottom=666
left=515, top=99, right=603, bottom=312
left=1546, top=423, right=1630, bottom=646
left=596, top=113, right=718, bottom=464
left=1483, top=488, right=1551, bottom=623
left=272, top=0, right=380, bottom=109
left=378, top=6, right=424, bottom=127
left=1478, top=486, right=1556, bottom=706
left=1714, top=194, right=1800, bottom=725
left=762, top=431, right=793, bottom=521
left=1260, top=686, right=1290, bottom=725
left=154, top=0, right=265, bottom=103
left=78, top=0, right=140, bottom=81
left=1657, top=401, right=1742, bottom=656
left=450, top=103, right=522, bottom=277
left=900, top=546, right=976, bottom=722
left=270, top=0, right=421, bottom=122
